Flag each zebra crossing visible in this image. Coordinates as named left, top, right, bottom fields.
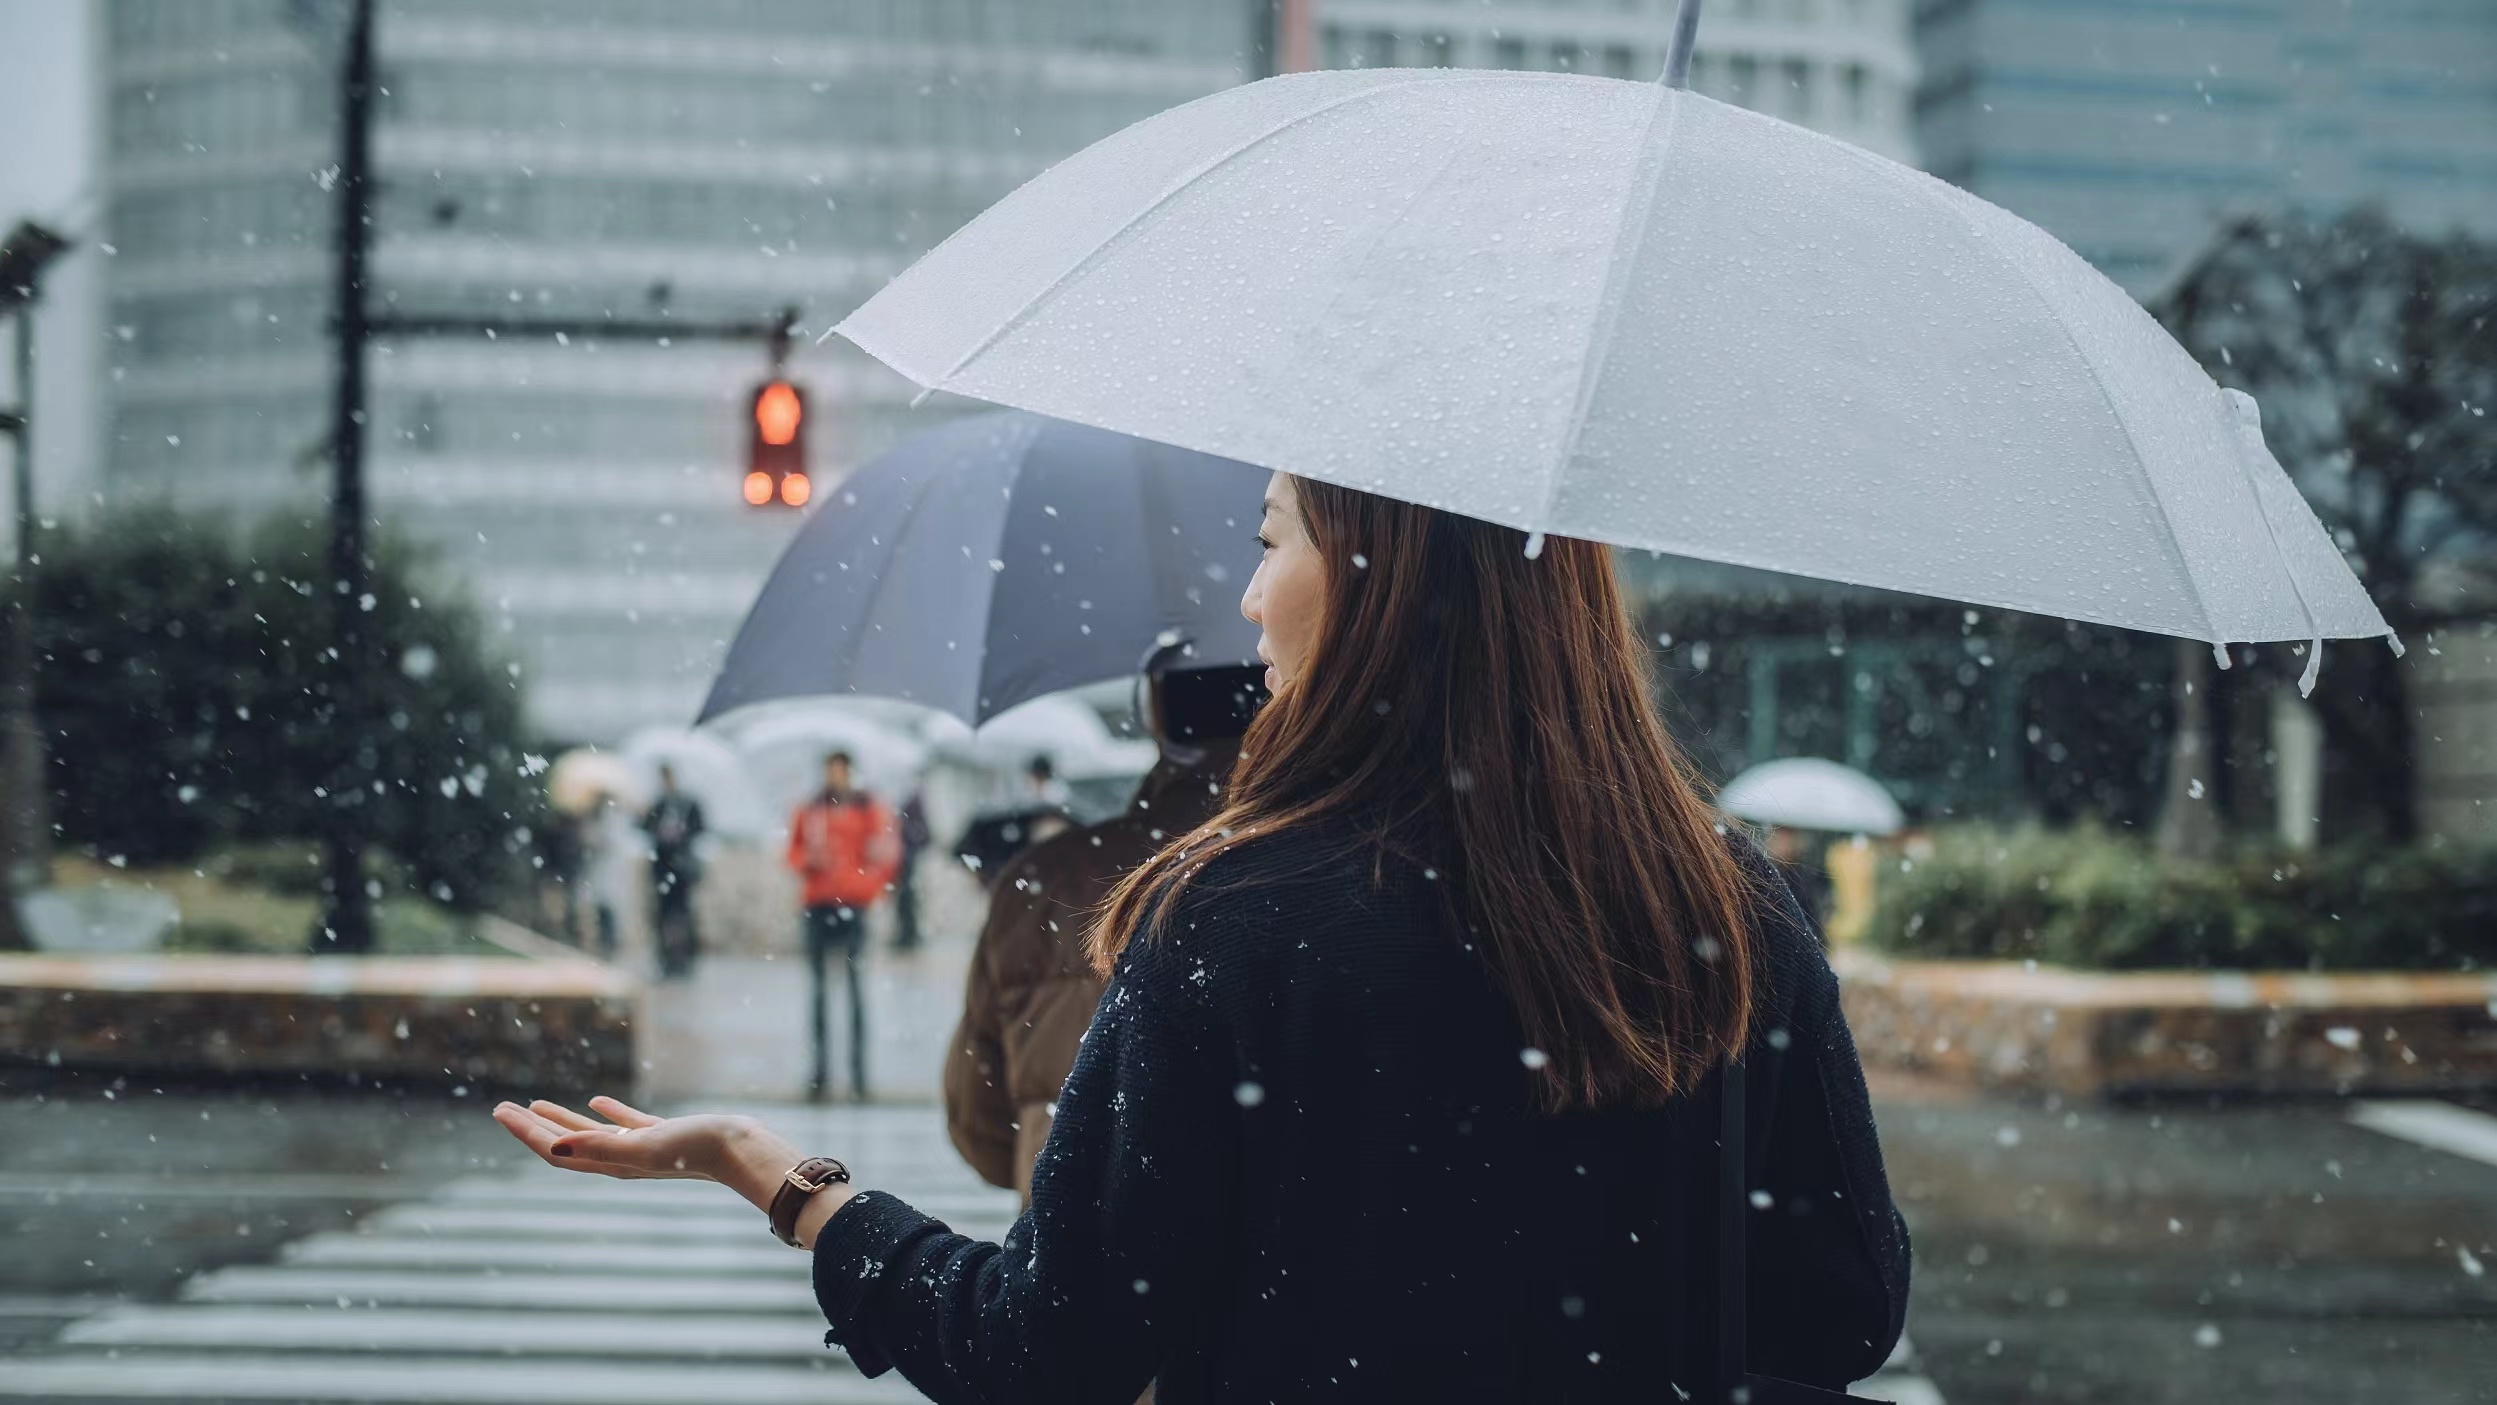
left=2, top=1105, right=1014, bottom=1404
left=5, top=1099, right=1942, bottom=1404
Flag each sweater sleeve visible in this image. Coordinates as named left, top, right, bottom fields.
left=941, top=923, right=1018, bottom=1192
left=813, top=933, right=1236, bottom=1402
left=1743, top=892, right=1913, bottom=1387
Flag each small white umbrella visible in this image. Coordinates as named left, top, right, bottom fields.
left=835, top=6, right=2393, bottom=694
left=935, top=693, right=1160, bottom=781
left=548, top=749, right=645, bottom=818
left=1718, top=758, right=1904, bottom=837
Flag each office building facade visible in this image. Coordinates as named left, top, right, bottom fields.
left=1318, top=0, right=1920, bottom=164
left=101, top=0, right=1259, bottom=742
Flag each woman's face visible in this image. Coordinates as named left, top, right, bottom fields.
left=1242, top=472, right=1326, bottom=694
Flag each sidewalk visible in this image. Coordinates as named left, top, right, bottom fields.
left=635, top=859, right=989, bottom=1106
left=636, top=942, right=973, bottom=1105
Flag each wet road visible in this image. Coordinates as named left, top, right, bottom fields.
left=1879, top=1075, right=2497, bottom=1404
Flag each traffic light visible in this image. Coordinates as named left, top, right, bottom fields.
left=746, top=378, right=810, bottom=507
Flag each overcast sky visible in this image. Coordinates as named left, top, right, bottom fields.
left=0, top=0, right=101, bottom=527
left=0, top=0, right=96, bottom=228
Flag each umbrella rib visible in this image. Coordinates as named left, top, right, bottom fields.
left=914, top=70, right=1545, bottom=391
left=2219, top=393, right=2330, bottom=694
left=1532, top=85, right=1688, bottom=558
left=1814, top=138, right=2226, bottom=646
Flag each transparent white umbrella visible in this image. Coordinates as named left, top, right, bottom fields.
left=834, top=5, right=2393, bottom=695
left=1717, top=759, right=1904, bottom=837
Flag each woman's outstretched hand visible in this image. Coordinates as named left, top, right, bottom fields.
left=491, top=1096, right=850, bottom=1245
left=492, top=1095, right=763, bottom=1181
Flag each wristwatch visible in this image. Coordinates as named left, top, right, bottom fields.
left=767, top=1156, right=851, bottom=1247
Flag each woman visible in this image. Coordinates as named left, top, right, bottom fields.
left=494, top=474, right=1910, bottom=1402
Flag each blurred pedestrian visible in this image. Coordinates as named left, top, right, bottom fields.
left=642, top=764, right=708, bottom=980
left=580, top=793, right=639, bottom=963
left=1023, top=753, right=1071, bottom=810
left=945, top=660, right=1251, bottom=1202
left=785, top=751, right=900, bottom=1102
left=891, top=789, right=931, bottom=952
left=500, top=474, right=1907, bottom=1401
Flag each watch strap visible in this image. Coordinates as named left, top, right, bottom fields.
left=767, top=1155, right=850, bottom=1247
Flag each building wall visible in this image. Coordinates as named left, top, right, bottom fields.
left=1917, top=0, right=2497, bottom=290
left=1317, top=0, right=1920, bottom=164
left=99, top=0, right=1257, bottom=743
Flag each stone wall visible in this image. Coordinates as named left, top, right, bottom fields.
left=0, top=953, right=639, bottom=1094
left=1837, top=947, right=2497, bottom=1098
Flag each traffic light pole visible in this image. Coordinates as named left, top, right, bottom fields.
left=365, top=310, right=797, bottom=346
left=315, top=0, right=378, bottom=953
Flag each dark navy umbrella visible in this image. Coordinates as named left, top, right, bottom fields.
left=698, top=411, right=1268, bottom=727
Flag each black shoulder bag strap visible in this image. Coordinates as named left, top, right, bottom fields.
left=1716, top=1057, right=1889, bottom=1405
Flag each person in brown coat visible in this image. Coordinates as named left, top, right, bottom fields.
left=944, top=665, right=1250, bottom=1201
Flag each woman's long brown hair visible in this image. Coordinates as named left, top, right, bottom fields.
left=1088, top=477, right=1758, bottom=1111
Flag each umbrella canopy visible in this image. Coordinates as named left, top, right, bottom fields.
left=1718, top=758, right=1904, bottom=837
left=698, top=411, right=1268, bottom=727
left=835, top=67, right=2392, bottom=694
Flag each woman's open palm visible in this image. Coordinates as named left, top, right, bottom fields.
left=493, top=1095, right=757, bottom=1182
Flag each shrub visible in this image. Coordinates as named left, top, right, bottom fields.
left=5, top=510, right=546, bottom=909
left=1867, top=825, right=2497, bottom=972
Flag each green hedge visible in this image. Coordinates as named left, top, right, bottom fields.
left=4, top=510, right=545, bottom=909
left=1866, top=826, right=2497, bottom=972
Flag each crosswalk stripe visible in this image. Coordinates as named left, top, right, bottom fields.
left=183, top=1268, right=812, bottom=1312
left=0, top=1353, right=929, bottom=1403
left=63, top=1306, right=837, bottom=1358
left=281, top=1236, right=814, bottom=1275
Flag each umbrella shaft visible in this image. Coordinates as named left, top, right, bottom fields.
left=1662, top=0, right=1703, bottom=89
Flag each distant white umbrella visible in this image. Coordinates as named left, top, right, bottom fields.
left=836, top=35, right=2392, bottom=693
left=713, top=701, right=934, bottom=813
left=618, top=728, right=773, bottom=838
left=937, top=693, right=1158, bottom=781
left=548, top=749, right=644, bottom=818
left=1718, top=759, right=1904, bottom=837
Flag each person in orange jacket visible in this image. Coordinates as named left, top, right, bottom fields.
left=785, top=751, right=901, bottom=1101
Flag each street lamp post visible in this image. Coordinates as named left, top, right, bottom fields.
left=0, top=219, right=71, bottom=952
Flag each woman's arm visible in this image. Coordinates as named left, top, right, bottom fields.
left=813, top=960, right=1236, bottom=1401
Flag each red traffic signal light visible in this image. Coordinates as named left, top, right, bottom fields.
left=747, top=378, right=810, bottom=508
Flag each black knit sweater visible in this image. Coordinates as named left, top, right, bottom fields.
left=815, top=822, right=1910, bottom=1402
